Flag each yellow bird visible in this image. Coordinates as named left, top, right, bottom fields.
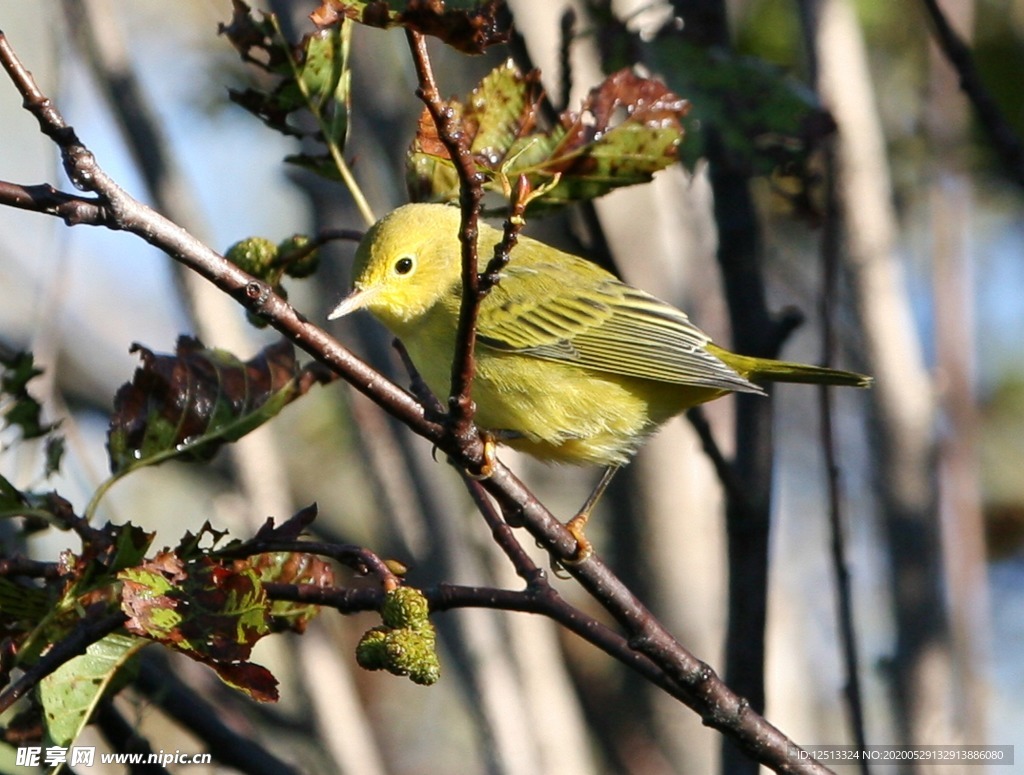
left=329, top=203, right=869, bottom=551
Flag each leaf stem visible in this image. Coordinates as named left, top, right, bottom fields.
left=269, top=15, right=375, bottom=228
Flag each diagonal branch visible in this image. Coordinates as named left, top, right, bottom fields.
left=919, top=0, right=1024, bottom=189
left=0, top=610, right=126, bottom=714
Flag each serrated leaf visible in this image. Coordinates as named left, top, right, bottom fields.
left=103, top=522, right=156, bottom=576
left=407, top=62, right=689, bottom=210
left=119, top=555, right=278, bottom=701
left=106, top=337, right=299, bottom=475
left=39, top=632, right=146, bottom=746
left=176, top=521, right=231, bottom=560
left=120, top=555, right=272, bottom=660
left=314, top=0, right=508, bottom=55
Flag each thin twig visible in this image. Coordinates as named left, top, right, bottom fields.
left=405, top=29, right=486, bottom=451
left=0, top=557, right=60, bottom=579
left=265, top=580, right=702, bottom=709
left=797, top=2, right=871, bottom=765
left=0, top=610, right=126, bottom=714
left=686, top=406, right=745, bottom=506
left=460, top=474, right=545, bottom=587
left=274, top=228, right=364, bottom=272
left=476, top=465, right=831, bottom=774
left=480, top=174, right=530, bottom=291
left=0, top=180, right=105, bottom=224
left=919, top=0, right=1024, bottom=189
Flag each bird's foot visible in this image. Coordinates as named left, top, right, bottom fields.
left=466, top=432, right=497, bottom=480
left=562, top=511, right=593, bottom=565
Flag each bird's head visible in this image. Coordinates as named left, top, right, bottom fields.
left=328, top=203, right=463, bottom=332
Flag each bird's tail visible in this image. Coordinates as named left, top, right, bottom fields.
left=708, top=345, right=872, bottom=388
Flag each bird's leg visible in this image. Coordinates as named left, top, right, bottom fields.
left=564, top=465, right=620, bottom=563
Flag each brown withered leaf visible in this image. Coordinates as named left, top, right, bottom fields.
left=208, top=661, right=279, bottom=703
left=253, top=503, right=320, bottom=542
left=119, top=554, right=279, bottom=701
left=407, top=62, right=689, bottom=209
left=107, top=337, right=299, bottom=475
left=314, top=0, right=508, bottom=55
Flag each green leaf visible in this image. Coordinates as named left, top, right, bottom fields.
left=44, top=436, right=65, bottom=478
left=0, top=472, right=28, bottom=516
left=407, top=62, right=690, bottom=210
left=39, top=633, right=146, bottom=746
left=0, top=474, right=81, bottom=532
left=106, top=337, right=300, bottom=475
left=119, top=556, right=271, bottom=658
left=307, top=22, right=353, bottom=147
left=1, top=350, right=60, bottom=441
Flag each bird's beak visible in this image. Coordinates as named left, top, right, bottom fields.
left=327, top=286, right=368, bottom=320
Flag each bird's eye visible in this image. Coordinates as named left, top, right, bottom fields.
left=394, top=256, right=414, bottom=275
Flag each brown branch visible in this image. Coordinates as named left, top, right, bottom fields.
left=797, top=3, right=871, bottom=763
left=0, top=557, right=60, bottom=579
left=479, top=174, right=530, bottom=291
left=0, top=30, right=442, bottom=449
left=919, top=0, right=1024, bottom=189
left=0, top=180, right=106, bottom=224
left=265, top=580, right=702, bottom=711
left=406, top=29, right=486, bottom=454
left=476, top=466, right=831, bottom=774
left=135, top=652, right=302, bottom=775
left=460, top=475, right=544, bottom=586
left=0, top=610, right=126, bottom=714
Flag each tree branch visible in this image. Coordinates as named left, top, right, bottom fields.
left=0, top=610, right=126, bottom=714
left=919, top=0, right=1024, bottom=189
left=135, top=652, right=302, bottom=775
left=405, top=29, right=487, bottom=453
left=796, top=1, right=871, bottom=764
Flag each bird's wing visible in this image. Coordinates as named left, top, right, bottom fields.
left=477, top=259, right=760, bottom=392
